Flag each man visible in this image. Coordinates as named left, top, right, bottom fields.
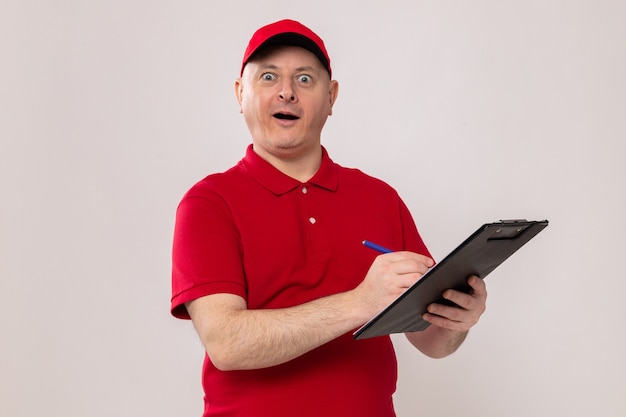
left=171, top=19, right=487, bottom=417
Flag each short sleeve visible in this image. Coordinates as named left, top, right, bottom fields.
left=170, top=190, right=247, bottom=319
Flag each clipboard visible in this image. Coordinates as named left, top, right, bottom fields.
left=353, top=219, right=549, bottom=340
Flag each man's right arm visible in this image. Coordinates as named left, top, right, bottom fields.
left=186, top=251, right=433, bottom=371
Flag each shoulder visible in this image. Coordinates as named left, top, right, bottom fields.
left=182, top=162, right=249, bottom=200
left=335, top=163, right=401, bottom=197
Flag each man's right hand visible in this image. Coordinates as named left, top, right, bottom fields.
left=354, top=251, right=434, bottom=317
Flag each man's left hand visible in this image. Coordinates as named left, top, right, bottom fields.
left=422, top=275, right=488, bottom=332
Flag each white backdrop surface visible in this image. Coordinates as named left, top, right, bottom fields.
left=1, top=1, right=624, bottom=416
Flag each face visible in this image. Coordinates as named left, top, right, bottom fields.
left=235, top=45, right=339, bottom=163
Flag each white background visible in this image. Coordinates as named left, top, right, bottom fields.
left=1, top=1, right=624, bottom=416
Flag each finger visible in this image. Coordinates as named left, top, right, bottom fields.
left=441, top=289, right=474, bottom=311
left=424, top=301, right=481, bottom=330
left=425, top=302, right=465, bottom=323
left=467, top=275, right=487, bottom=297
left=442, top=277, right=487, bottom=309
left=422, top=311, right=469, bottom=332
left=389, top=256, right=434, bottom=277
left=380, top=251, right=434, bottom=268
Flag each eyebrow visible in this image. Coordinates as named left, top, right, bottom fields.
left=295, top=65, right=318, bottom=73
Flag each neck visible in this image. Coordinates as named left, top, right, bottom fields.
left=252, top=144, right=323, bottom=182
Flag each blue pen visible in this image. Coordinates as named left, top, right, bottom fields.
left=362, top=240, right=393, bottom=254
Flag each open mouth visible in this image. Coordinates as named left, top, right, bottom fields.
left=273, top=112, right=299, bottom=121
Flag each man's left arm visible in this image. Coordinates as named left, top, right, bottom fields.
left=405, top=275, right=487, bottom=358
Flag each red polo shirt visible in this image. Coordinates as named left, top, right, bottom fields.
left=171, top=145, right=431, bottom=417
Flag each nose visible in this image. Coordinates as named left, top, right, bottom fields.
left=278, top=80, right=297, bottom=102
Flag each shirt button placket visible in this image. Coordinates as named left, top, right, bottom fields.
left=301, top=185, right=316, bottom=225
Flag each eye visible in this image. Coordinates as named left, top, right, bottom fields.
left=297, top=74, right=312, bottom=84
left=261, top=72, right=276, bottom=81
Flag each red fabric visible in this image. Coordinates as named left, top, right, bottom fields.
left=171, top=145, right=431, bottom=417
left=240, top=19, right=332, bottom=76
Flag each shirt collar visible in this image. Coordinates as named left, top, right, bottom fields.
left=239, top=144, right=338, bottom=196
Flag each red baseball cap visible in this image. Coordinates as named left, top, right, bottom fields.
left=241, top=19, right=332, bottom=77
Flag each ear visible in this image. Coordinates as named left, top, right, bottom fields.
left=234, top=78, right=244, bottom=113
left=328, top=80, right=339, bottom=116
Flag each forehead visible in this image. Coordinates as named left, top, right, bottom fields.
left=244, top=45, right=326, bottom=74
